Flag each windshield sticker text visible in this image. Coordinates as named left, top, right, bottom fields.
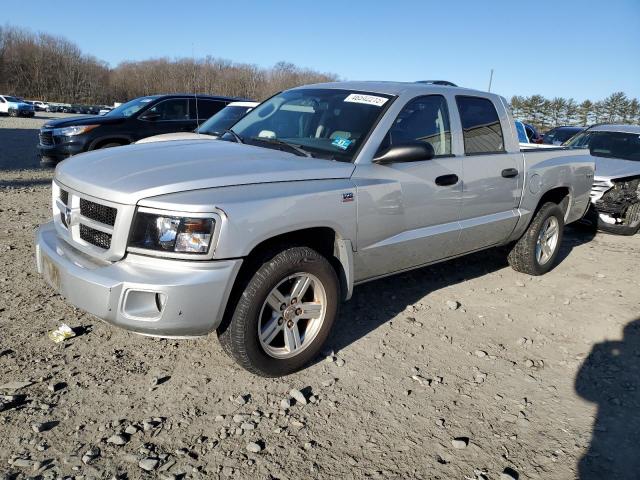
left=344, top=94, right=388, bottom=107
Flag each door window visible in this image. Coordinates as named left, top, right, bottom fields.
left=144, top=99, right=189, bottom=121
left=378, top=95, right=451, bottom=156
left=456, top=96, right=505, bottom=154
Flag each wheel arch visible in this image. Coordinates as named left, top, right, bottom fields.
left=89, top=136, right=132, bottom=150
left=217, top=226, right=353, bottom=338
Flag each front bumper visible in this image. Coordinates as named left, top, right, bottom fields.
left=35, top=221, right=242, bottom=337
left=38, top=142, right=85, bottom=163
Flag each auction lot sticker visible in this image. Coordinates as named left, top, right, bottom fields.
left=344, top=93, right=388, bottom=107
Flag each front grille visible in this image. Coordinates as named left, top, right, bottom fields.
left=39, top=130, right=54, bottom=146
left=59, top=189, right=69, bottom=205
left=80, top=224, right=112, bottom=249
left=80, top=198, right=117, bottom=226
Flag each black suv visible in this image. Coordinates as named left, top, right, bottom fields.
left=38, top=94, right=243, bottom=163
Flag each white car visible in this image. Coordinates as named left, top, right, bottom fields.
left=136, top=101, right=258, bottom=144
left=30, top=101, right=49, bottom=111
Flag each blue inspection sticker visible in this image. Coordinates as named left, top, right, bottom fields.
left=332, top=136, right=352, bottom=150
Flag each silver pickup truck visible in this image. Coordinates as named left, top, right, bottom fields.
left=36, top=81, right=594, bottom=376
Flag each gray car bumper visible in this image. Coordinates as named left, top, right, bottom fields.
left=35, top=221, right=242, bottom=337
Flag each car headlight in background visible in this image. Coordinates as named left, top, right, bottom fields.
left=129, top=211, right=216, bottom=255
left=52, top=125, right=99, bottom=136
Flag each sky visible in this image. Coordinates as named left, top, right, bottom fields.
left=2, top=0, right=639, bottom=101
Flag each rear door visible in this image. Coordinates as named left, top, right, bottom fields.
left=193, top=98, right=228, bottom=124
left=455, top=95, right=522, bottom=252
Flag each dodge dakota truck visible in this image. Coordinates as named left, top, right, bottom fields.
left=35, top=81, right=594, bottom=376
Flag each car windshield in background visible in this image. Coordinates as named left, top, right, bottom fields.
left=226, top=89, right=394, bottom=162
left=105, top=96, right=158, bottom=117
left=197, top=105, right=253, bottom=136
left=4, top=96, right=20, bottom=103
left=566, top=131, right=640, bottom=161
left=546, top=127, right=583, bottom=144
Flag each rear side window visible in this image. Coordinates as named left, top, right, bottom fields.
left=456, top=96, right=505, bottom=154
left=195, top=99, right=226, bottom=119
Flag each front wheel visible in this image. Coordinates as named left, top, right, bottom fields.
left=218, top=246, right=339, bottom=377
left=8, top=109, right=17, bottom=117
left=508, top=202, right=564, bottom=275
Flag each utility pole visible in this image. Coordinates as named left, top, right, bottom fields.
left=488, top=69, right=494, bottom=92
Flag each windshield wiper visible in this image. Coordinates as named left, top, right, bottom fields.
left=250, top=137, right=313, bottom=157
left=223, top=129, right=244, bottom=143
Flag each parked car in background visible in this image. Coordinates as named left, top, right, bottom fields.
left=35, top=81, right=594, bottom=376
left=0, top=95, right=35, bottom=117
left=543, top=126, right=585, bottom=145
left=515, top=121, right=557, bottom=149
left=136, top=101, right=258, bottom=144
left=566, top=124, right=640, bottom=235
left=524, top=123, right=544, bottom=143
left=98, top=106, right=114, bottom=115
left=28, top=100, right=49, bottom=111
left=38, top=94, right=244, bottom=163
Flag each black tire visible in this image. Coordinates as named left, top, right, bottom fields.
left=596, top=203, right=640, bottom=236
left=508, top=202, right=565, bottom=275
left=218, top=246, right=339, bottom=377
left=8, top=109, right=17, bottom=117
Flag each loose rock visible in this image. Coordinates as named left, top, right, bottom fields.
left=290, top=389, right=308, bottom=405
left=246, top=441, right=263, bottom=453
left=451, top=437, right=469, bottom=449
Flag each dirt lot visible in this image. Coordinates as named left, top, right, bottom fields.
left=0, top=115, right=639, bottom=480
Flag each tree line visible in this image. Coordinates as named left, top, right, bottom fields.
left=0, top=25, right=337, bottom=105
left=510, top=92, right=640, bottom=131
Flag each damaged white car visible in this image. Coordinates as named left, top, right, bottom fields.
left=567, top=124, right=640, bottom=235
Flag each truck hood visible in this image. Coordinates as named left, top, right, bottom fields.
left=55, top=140, right=355, bottom=205
left=594, top=156, right=640, bottom=181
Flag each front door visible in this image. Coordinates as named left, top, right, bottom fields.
left=137, top=98, right=196, bottom=139
left=353, top=94, right=463, bottom=281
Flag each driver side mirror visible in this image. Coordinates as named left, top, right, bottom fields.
left=373, top=141, right=435, bottom=165
left=140, top=112, right=161, bottom=121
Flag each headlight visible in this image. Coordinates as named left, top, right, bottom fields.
left=52, top=125, right=99, bottom=136
left=128, top=211, right=216, bottom=255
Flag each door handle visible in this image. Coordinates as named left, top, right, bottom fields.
left=502, top=168, right=519, bottom=178
left=435, top=174, right=459, bottom=186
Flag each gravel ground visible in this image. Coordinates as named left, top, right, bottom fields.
left=0, top=116, right=639, bottom=479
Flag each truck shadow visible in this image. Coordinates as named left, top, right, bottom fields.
left=575, top=318, right=640, bottom=479
left=326, top=225, right=596, bottom=355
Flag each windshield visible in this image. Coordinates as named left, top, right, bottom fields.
left=105, top=96, right=158, bottom=117
left=197, top=105, right=254, bottom=136
left=566, top=131, right=640, bottom=161
left=4, top=96, right=20, bottom=103
left=226, top=88, right=394, bottom=161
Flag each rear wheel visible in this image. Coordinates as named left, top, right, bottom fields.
left=8, top=109, right=17, bottom=117
left=508, top=202, right=564, bottom=275
left=218, top=246, right=339, bottom=377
